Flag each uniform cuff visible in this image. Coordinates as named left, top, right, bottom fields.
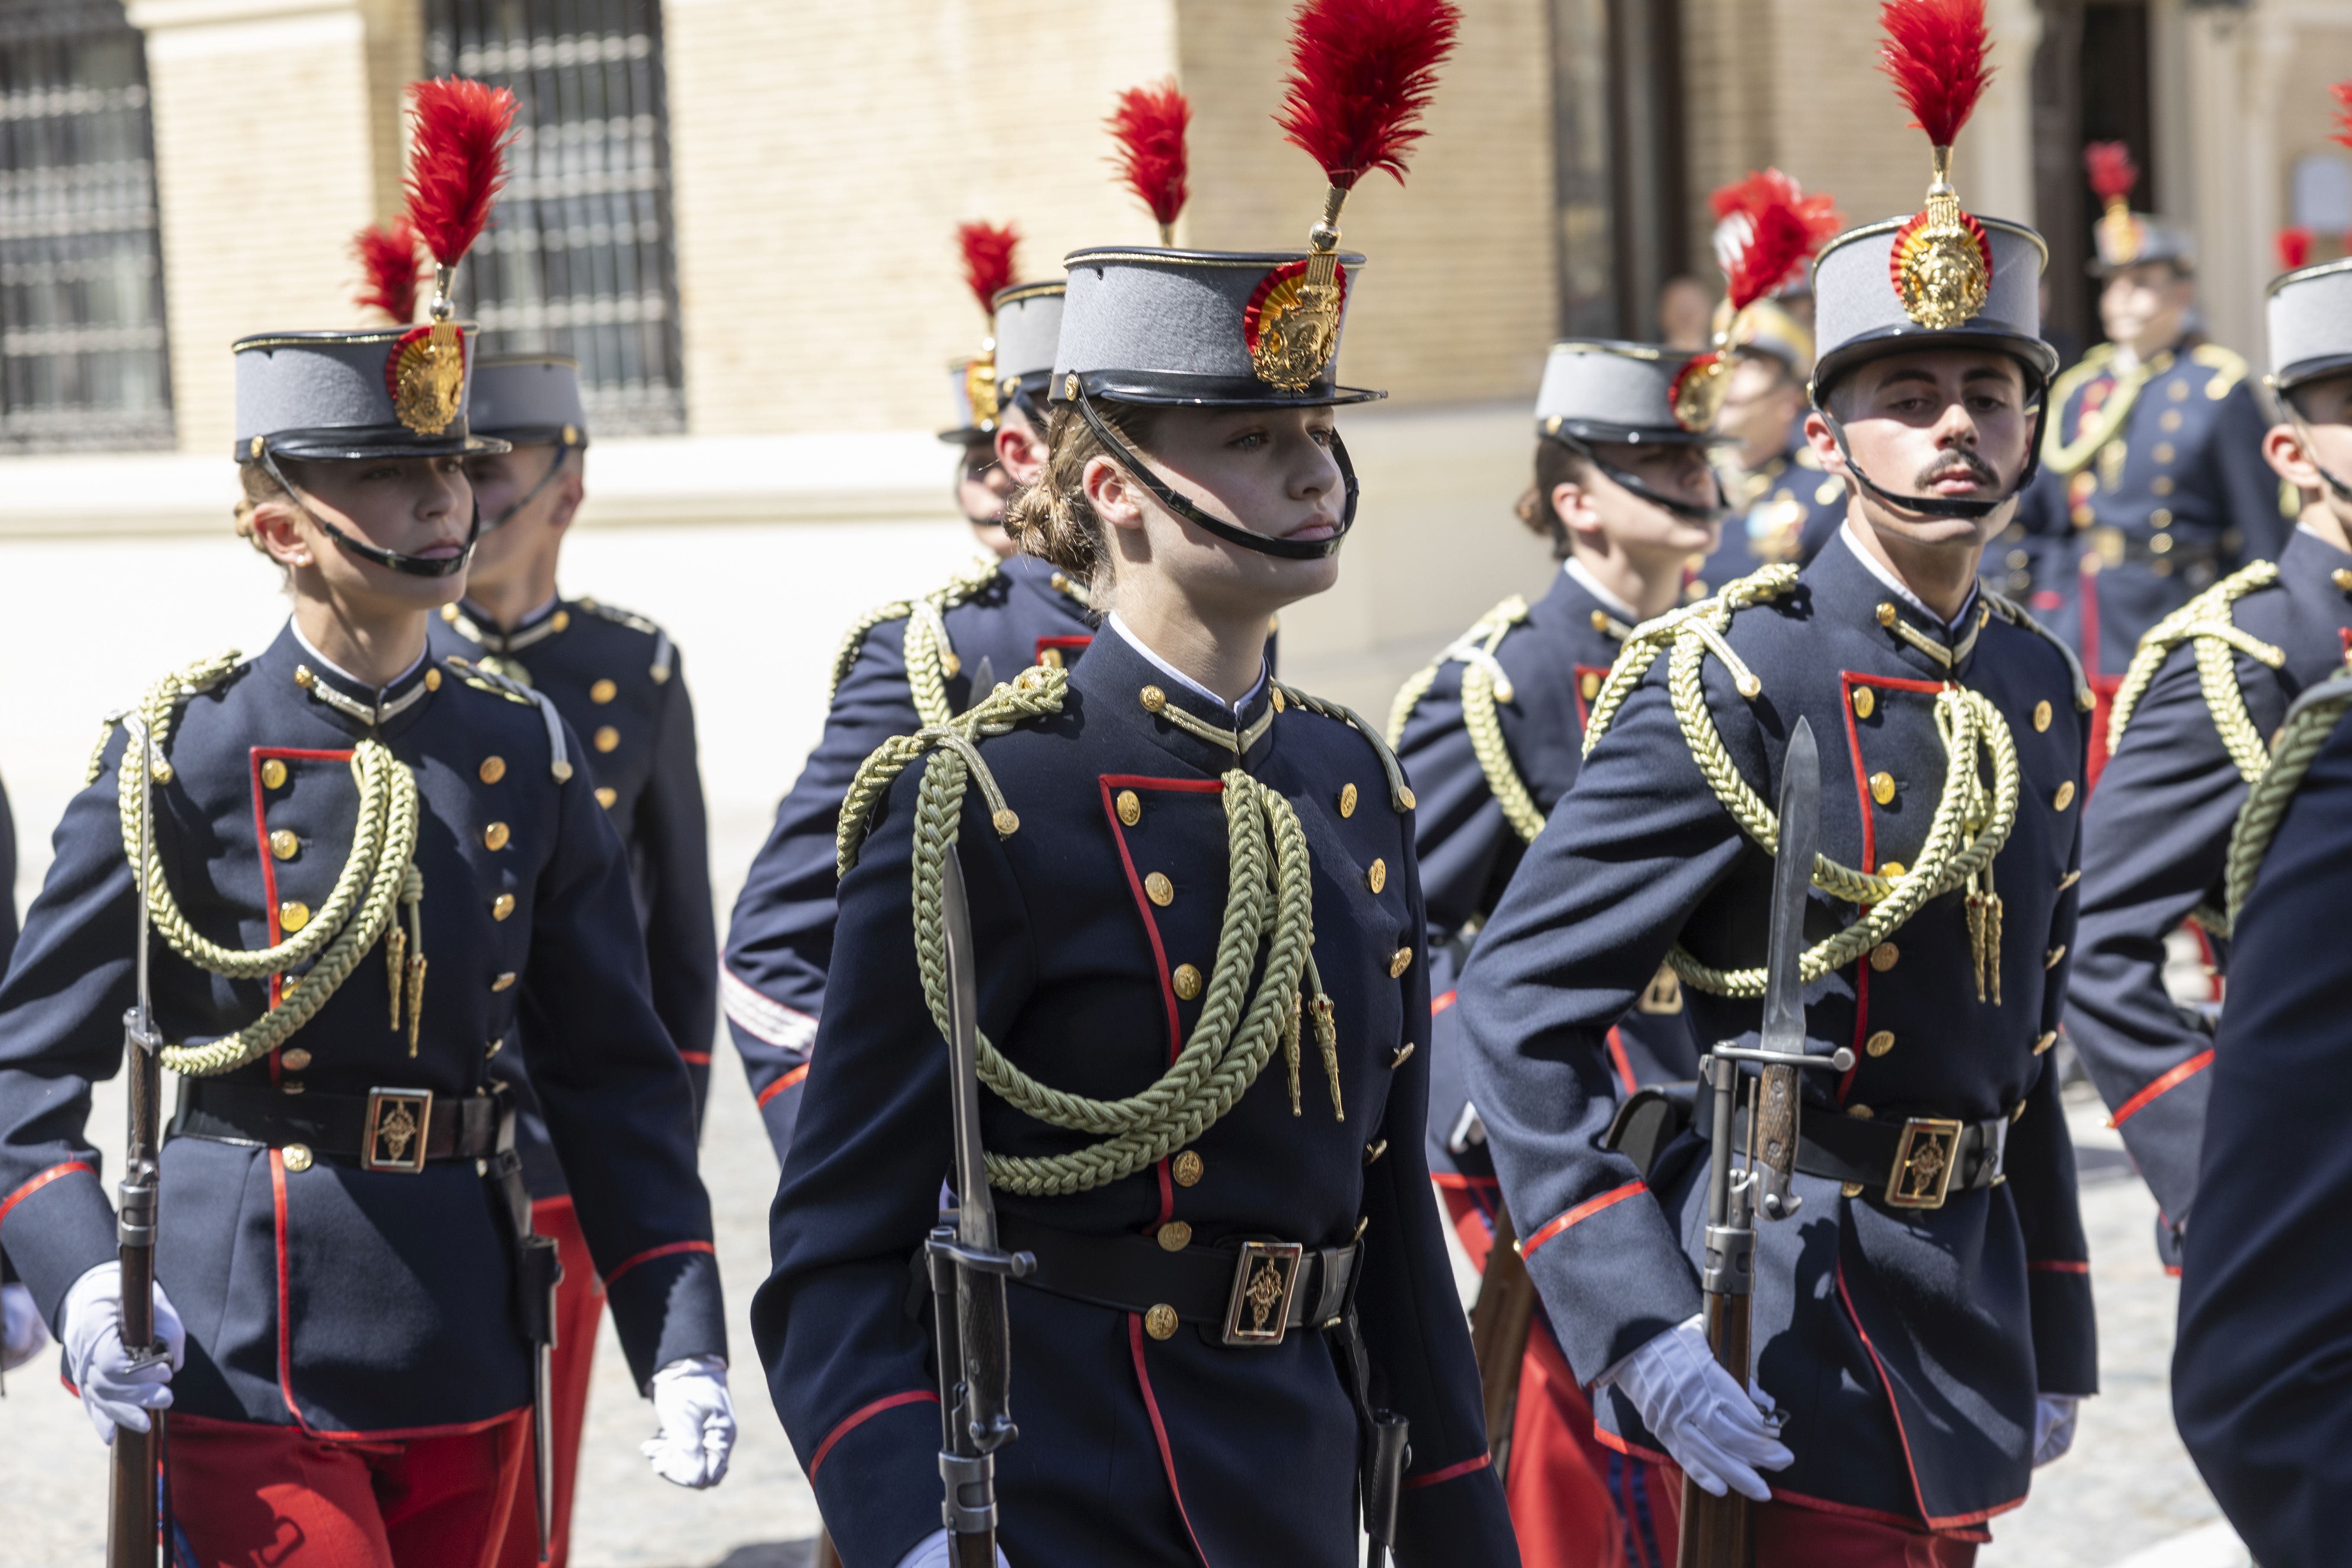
left=2027, top=1262, right=2099, bottom=1396
left=603, top=1241, right=727, bottom=1388
left=1394, top=1452, right=1517, bottom=1566
left=1519, top=1180, right=1703, bottom=1384
left=0, top=1163, right=115, bottom=1330
left=803, top=1389, right=944, bottom=1568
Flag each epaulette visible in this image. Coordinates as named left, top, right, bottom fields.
left=1981, top=590, right=2098, bottom=718
left=2190, top=342, right=2249, bottom=401
left=2101, top=562, right=2281, bottom=778
left=1272, top=682, right=1416, bottom=816
left=1385, top=596, right=1536, bottom=838
left=87, top=651, right=251, bottom=785
left=2040, top=343, right=2137, bottom=479
left=573, top=597, right=675, bottom=685
left=2225, top=668, right=2352, bottom=929
left=826, top=557, right=1004, bottom=725
left=836, top=662, right=1067, bottom=877
left=1386, top=594, right=1529, bottom=742
left=443, top=656, right=575, bottom=782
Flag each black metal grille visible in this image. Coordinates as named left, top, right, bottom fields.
left=0, top=0, right=170, bottom=452
left=424, top=0, right=686, bottom=435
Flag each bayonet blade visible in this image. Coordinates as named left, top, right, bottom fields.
left=939, top=850, right=994, bottom=1251
left=1754, top=717, right=1819, bottom=1221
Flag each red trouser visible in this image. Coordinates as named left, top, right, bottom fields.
left=169, top=1408, right=529, bottom=1568
left=492, top=1196, right=605, bottom=1568
left=1648, top=1466, right=1982, bottom=1565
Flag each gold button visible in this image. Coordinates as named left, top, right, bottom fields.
left=2169, top=380, right=2189, bottom=401
left=2153, top=442, right=2175, bottom=464
left=2033, top=700, right=2052, bottom=733
left=261, top=758, right=288, bottom=790
left=1842, top=1182, right=1866, bottom=1198
left=2161, top=408, right=2183, bottom=431
left=2034, top=1031, right=2057, bottom=1055
left=282, top=1144, right=313, bottom=1173
left=1870, top=771, right=1896, bottom=805
left=1881, top=861, right=1906, bottom=879
left=596, top=787, right=618, bottom=809
left=1172, top=964, right=1202, bottom=1000
left=269, top=829, right=299, bottom=860
left=589, top=678, right=618, bottom=704
left=2150, top=531, right=2173, bottom=555
left=293, top=664, right=315, bottom=689
left=1398, top=786, right=1415, bottom=812
left=482, top=822, right=511, bottom=851
left=492, top=972, right=516, bottom=992
left=1270, top=687, right=1285, bottom=712
left=1875, top=602, right=1897, bottom=627
left=1580, top=672, right=1600, bottom=700
left=2335, top=569, right=2352, bottom=594
left=2047, top=945, right=2067, bottom=970
left=1389, top=947, right=1414, bottom=979
left=1366, top=859, right=1387, bottom=894
left=1866, top=1029, right=1895, bottom=1057
left=492, top=893, right=516, bottom=921
left=1157, top=1221, right=1192, bottom=1253
left=281, top=1047, right=312, bottom=1070
left=479, top=755, right=506, bottom=784
left=1139, top=685, right=1166, bottom=714
left=1050, top=572, right=1070, bottom=592
left=279, top=900, right=310, bottom=933
left=2153, top=476, right=2174, bottom=496
left=1339, top=783, right=1358, bottom=818
left=1852, top=687, right=1875, bottom=719
left=1847, top=1104, right=1874, bottom=1120
left=424, top=668, right=442, bottom=691
left=1173, top=1151, right=1204, bottom=1186
left=2054, top=781, right=2076, bottom=811
left=941, top=652, right=961, bottom=678
left=1870, top=942, right=1899, bottom=972
left=1145, top=872, right=1175, bottom=907
left=1038, top=647, right=1063, bottom=670
left=440, top=604, right=459, bottom=622
left=552, top=609, right=571, bottom=632
left=280, top=1080, right=304, bottom=1096
left=1144, top=1304, right=1179, bottom=1340
left=993, top=808, right=1020, bottom=835
left=593, top=726, right=620, bottom=752
left=1116, top=789, right=1142, bottom=826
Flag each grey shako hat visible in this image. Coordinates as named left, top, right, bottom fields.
left=1810, top=215, right=2057, bottom=399
left=1052, top=247, right=1381, bottom=408
left=990, top=281, right=1065, bottom=408
left=2266, top=259, right=2352, bottom=393
left=468, top=355, right=588, bottom=449
left=233, top=326, right=507, bottom=463
left=938, top=358, right=990, bottom=447
left=1536, top=340, right=1713, bottom=447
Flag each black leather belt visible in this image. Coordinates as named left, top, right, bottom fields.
left=2084, top=525, right=2219, bottom=574
left=998, top=1212, right=1360, bottom=1348
left=168, top=1079, right=498, bottom=1173
left=1700, top=1082, right=2009, bottom=1210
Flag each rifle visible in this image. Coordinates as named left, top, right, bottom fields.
left=1677, top=718, right=1850, bottom=1568
left=925, top=848, right=1032, bottom=1566
left=1466, top=1203, right=1538, bottom=1482
left=108, top=719, right=166, bottom=1568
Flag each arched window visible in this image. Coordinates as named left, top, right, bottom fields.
left=0, top=0, right=170, bottom=451
left=424, top=0, right=687, bottom=434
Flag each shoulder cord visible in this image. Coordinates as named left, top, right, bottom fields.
left=2040, top=352, right=2149, bottom=479
left=825, top=558, right=1005, bottom=723
left=2105, top=562, right=2283, bottom=781
left=835, top=663, right=1338, bottom=1197
left=2225, top=672, right=2352, bottom=929
left=112, top=655, right=422, bottom=1077
left=1583, top=565, right=2022, bottom=997
left=1385, top=597, right=1542, bottom=842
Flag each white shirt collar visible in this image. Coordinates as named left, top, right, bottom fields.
left=1106, top=610, right=1268, bottom=715
left=289, top=618, right=428, bottom=695
left=1840, top=518, right=1978, bottom=635
left=1562, top=558, right=1641, bottom=625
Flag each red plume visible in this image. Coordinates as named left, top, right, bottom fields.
left=2083, top=141, right=2137, bottom=203
left=1274, top=0, right=1464, bottom=190
left=2279, top=227, right=2315, bottom=273
left=1719, top=174, right=1838, bottom=310
left=957, top=222, right=1020, bottom=317
left=402, top=78, right=516, bottom=268
left=1109, top=80, right=1191, bottom=236
left=1877, top=0, right=1992, bottom=149
left=353, top=218, right=426, bottom=323
left=2332, top=80, right=2352, bottom=148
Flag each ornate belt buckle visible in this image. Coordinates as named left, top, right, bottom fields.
left=1884, top=1117, right=1966, bottom=1210
left=1221, top=1240, right=1305, bottom=1348
left=363, top=1087, right=433, bottom=1174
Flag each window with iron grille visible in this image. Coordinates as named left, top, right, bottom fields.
left=424, top=0, right=686, bottom=435
left=0, top=0, right=170, bottom=452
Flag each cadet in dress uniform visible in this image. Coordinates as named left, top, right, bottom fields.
left=1388, top=341, right=1719, bottom=1568
left=0, top=102, right=733, bottom=1565
left=723, top=272, right=1095, bottom=1163
left=2015, top=144, right=2288, bottom=781
left=754, top=10, right=1517, bottom=1561
left=2062, top=254, right=2352, bottom=1274
left=427, top=355, right=719, bottom=1568
left=1453, top=19, right=2097, bottom=1556
left=1687, top=302, right=1849, bottom=601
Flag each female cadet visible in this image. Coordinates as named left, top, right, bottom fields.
left=752, top=6, right=1517, bottom=1566
left=0, top=83, right=730, bottom=1566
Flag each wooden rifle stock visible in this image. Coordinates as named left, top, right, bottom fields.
left=1676, top=1289, right=1754, bottom=1567
left=1467, top=1203, right=1539, bottom=1481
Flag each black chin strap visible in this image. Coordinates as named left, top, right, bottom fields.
left=2288, top=416, right=2352, bottom=504
left=1544, top=431, right=1727, bottom=522
left=482, top=444, right=574, bottom=532
left=1817, top=399, right=2048, bottom=522
left=1070, top=383, right=1358, bottom=561
left=259, top=446, right=480, bottom=578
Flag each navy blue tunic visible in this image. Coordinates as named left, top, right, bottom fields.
left=752, top=626, right=1515, bottom=1568
left=431, top=594, right=718, bottom=1195
left=1455, top=532, right=2097, bottom=1536
left=2066, top=528, right=2352, bottom=1256
left=0, top=625, right=723, bottom=1434
left=2173, top=674, right=2352, bottom=1564
left=724, top=555, right=1099, bottom=1163
left=1391, top=566, right=1699, bottom=1201
left=1685, top=441, right=1847, bottom=602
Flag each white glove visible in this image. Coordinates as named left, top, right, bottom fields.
left=1600, top=1316, right=1793, bottom=1502
left=3, top=1282, right=51, bottom=1372
left=894, top=1528, right=1011, bottom=1568
left=642, top=1354, right=735, bottom=1488
left=2032, top=1394, right=2082, bottom=1467
left=61, top=1262, right=186, bottom=1445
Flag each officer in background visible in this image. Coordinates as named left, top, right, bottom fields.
left=427, top=354, right=719, bottom=1568
left=2017, top=143, right=2288, bottom=783
left=0, top=778, right=33, bottom=1384
left=1687, top=300, right=1848, bottom=599
left=1388, top=338, right=1717, bottom=1568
